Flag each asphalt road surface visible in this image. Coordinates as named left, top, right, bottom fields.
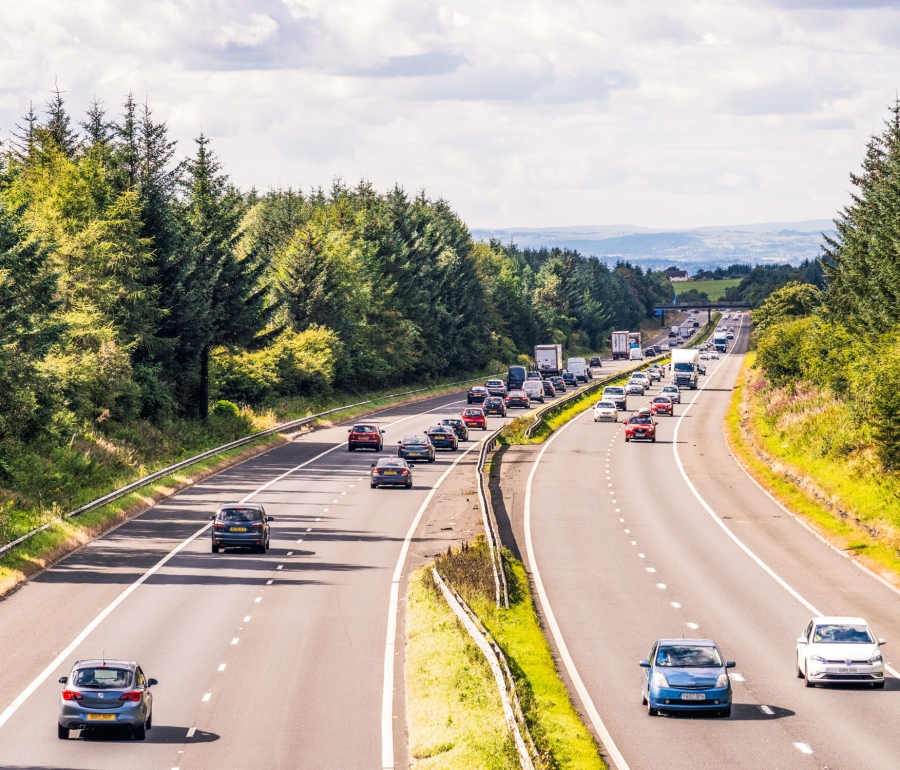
left=526, top=317, right=900, bottom=770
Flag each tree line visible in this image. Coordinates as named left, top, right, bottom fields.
left=0, top=89, right=672, bottom=466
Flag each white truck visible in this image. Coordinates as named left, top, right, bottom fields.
left=713, top=331, right=728, bottom=353
left=669, top=325, right=679, bottom=338
left=671, top=348, right=700, bottom=389
left=534, top=344, right=564, bottom=377
left=611, top=331, right=629, bottom=361
left=567, top=357, right=591, bottom=382
left=628, top=332, right=642, bottom=361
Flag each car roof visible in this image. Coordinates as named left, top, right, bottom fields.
left=402, top=434, right=428, bottom=440
left=217, top=502, right=263, bottom=511
left=656, top=638, right=717, bottom=647
left=811, top=616, right=869, bottom=624
left=74, top=659, right=137, bottom=669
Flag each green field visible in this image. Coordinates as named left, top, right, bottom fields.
left=675, top=278, right=742, bottom=301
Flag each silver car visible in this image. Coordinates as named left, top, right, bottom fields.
left=58, top=659, right=156, bottom=739
left=626, top=378, right=646, bottom=396
left=593, top=400, right=619, bottom=422
left=661, top=385, right=681, bottom=404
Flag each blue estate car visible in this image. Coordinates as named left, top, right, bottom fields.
left=640, top=639, right=734, bottom=717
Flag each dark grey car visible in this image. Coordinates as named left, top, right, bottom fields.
left=58, top=659, right=156, bottom=740
left=398, top=434, right=435, bottom=463
left=212, top=503, right=273, bottom=553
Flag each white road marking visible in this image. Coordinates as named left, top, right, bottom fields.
left=382, top=435, right=490, bottom=769
left=670, top=602, right=681, bottom=608
left=296, top=539, right=303, bottom=543
left=657, top=583, right=667, bottom=589
left=332, top=499, right=338, bottom=503
left=341, top=492, right=347, bottom=496
left=202, top=693, right=211, bottom=702
left=631, top=541, right=637, bottom=546
left=759, top=704, right=774, bottom=715
left=243, top=616, right=250, bottom=622
left=276, top=565, right=283, bottom=570
left=794, top=743, right=813, bottom=754
left=624, top=529, right=630, bottom=533
left=316, top=517, right=321, bottom=521
left=217, top=664, right=226, bottom=671
left=287, top=551, right=293, bottom=556
left=638, top=553, right=644, bottom=558
left=306, top=528, right=312, bottom=532
left=254, top=597, right=261, bottom=603
left=231, top=638, right=239, bottom=645
left=620, top=518, right=625, bottom=522
left=646, top=567, right=656, bottom=573
left=686, top=622, right=699, bottom=629
left=731, top=673, right=744, bottom=681
left=266, top=579, right=273, bottom=585
left=186, top=727, right=196, bottom=738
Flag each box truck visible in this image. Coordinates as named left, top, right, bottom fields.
left=534, top=344, right=564, bottom=377
left=669, top=325, right=679, bottom=337
left=567, top=357, right=590, bottom=382
left=611, top=331, right=629, bottom=360
left=628, top=332, right=642, bottom=361
left=713, top=332, right=728, bottom=353
left=671, top=348, right=700, bottom=389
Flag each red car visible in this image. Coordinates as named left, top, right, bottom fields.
left=650, top=396, right=673, bottom=416
left=347, top=423, right=385, bottom=451
left=461, top=407, right=487, bottom=430
left=625, top=413, right=657, bottom=443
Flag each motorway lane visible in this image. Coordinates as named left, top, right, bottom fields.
left=0, top=391, right=498, bottom=770
left=527, top=319, right=900, bottom=770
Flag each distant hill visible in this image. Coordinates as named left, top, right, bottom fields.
left=471, top=220, right=835, bottom=273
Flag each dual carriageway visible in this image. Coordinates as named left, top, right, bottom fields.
left=1, top=318, right=900, bottom=769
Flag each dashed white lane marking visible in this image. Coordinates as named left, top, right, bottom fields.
left=186, top=727, right=196, bottom=738
left=646, top=567, right=656, bottom=573
left=341, top=492, right=347, bottom=496
left=759, top=705, right=774, bottom=715
left=243, top=616, right=250, bottom=622
left=332, top=499, right=338, bottom=503
left=731, top=673, right=745, bottom=682
left=231, top=638, right=239, bottom=645
left=218, top=664, right=226, bottom=671
left=631, top=541, right=637, bottom=546
left=686, top=622, right=699, bottom=630
left=624, top=529, right=630, bottom=533
left=323, top=508, right=329, bottom=512
left=349, top=485, right=355, bottom=488
left=306, top=527, right=312, bottom=532
left=254, top=597, right=261, bottom=603
left=202, top=693, right=211, bottom=702
left=794, top=743, right=813, bottom=754
left=287, top=551, right=293, bottom=556
left=670, top=602, right=681, bottom=608
left=296, top=539, right=303, bottom=543
left=620, top=518, right=625, bottom=522
left=657, top=583, right=667, bottom=589
left=638, top=553, right=645, bottom=558
left=276, top=564, right=283, bottom=570
left=316, top=517, right=321, bottom=521
left=266, top=579, right=273, bottom=585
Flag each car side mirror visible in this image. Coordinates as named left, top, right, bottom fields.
left=879, top=638, right=887, bottom=646
left=148, top=678, right=158, bottom=686
left=370, top=463, right=376, bottom=467
left=654, top=421, right=658, bottom=426
left=397, top=441, right=402, bottom=444
left=209, top=514, right=215, bottom=520
left=266, top=516, right=274, bottom=521
left=408, top=464, right=416, bottom=468
left=347, top=429, right=351, bottom=432
left=59, top=676, right=68, bottom=684
left=797, top=637, right=807, bottom=644
left=639, top=660, right=651, bottom=668
left=381, top=430, right=386, bottom=434
left=726, top=661, right=736, bottom=669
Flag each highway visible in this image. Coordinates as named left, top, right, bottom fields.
left=525, top=317, right=900, bottom=769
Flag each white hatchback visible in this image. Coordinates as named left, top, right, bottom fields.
left=593, top=400, right=618, bottom=422
left=797, top=616, right=885, bottom=688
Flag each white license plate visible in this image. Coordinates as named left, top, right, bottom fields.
left=681, top=693, right=706, bottom=701
left=836, top=667, right=862, bottom=674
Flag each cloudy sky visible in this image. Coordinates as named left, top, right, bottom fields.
left=2, top=0, right=899, bottom=228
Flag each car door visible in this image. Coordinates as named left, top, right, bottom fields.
left=798, top=620, right=813, bottom=671
left=642, top=642, right=656, bottom=698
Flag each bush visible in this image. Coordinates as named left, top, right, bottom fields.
left=212, top=400, right=241, bottom=418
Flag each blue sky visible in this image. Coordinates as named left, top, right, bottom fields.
left=1, top=0, right=899, bottom=229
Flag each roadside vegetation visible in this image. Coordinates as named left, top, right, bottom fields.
left=421, top=537, right=606, bottom=770
left=676, top=278, right=742, bottom=301
left=735, top=100, right=900, bottom=583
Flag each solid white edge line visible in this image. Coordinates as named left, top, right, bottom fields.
left=0, top=392, right=470, bottom=734
left=381, top=434, right=490, bottom=769
left=524, top=412, right=632, bottom=770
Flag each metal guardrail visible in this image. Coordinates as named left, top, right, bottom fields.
left=476, top=426, right=508, bottom=609
left=0, top=373, right=501, bottom=558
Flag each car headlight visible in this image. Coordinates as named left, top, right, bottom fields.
left=651, top=671, right=669, bottom=689
left=868, top=654, right=883, bottom=665
left=810, top=655, right=827, bottom=664
left=715, top=673, right=729, bottom=688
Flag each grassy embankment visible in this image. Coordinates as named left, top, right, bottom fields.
left=0, top=368, right=501, bottom=595
left=726, top=351, right=900, bottom=584
left=676, top=278, right=742, bottom=300
left=406, top=538, right=606, bottom=770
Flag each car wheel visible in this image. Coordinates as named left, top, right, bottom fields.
left=647, top=703, right=658, bottom=716
left=651, top=437, right=656, bottom=443
left=625, top=437, right=630, bottom=442
left=212, top=544, right=219, bottom=553
left=348, top=445, right=354, bottom=452
left=641, top=690, right=647, bottom=705
left=720, top=707, right=731, bottom=718
left=796, top=664, right=804, bottom=679
left=134, top=724, right=146, bottom=740
left=147, top=711, right=152, bottom=730
left=371, top=481, right=377, bottom=489
left=57, top=724, right=69, bottom=740
left=804, top=668, right=814, bottom=687
left=429, top=456, right=435, bottom=463
left=873, top=680, right=886, bottom=689
left=405, top=480, right=413, bottom=489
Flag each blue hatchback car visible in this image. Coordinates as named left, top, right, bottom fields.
left=640, top=639, right=734, bottom=717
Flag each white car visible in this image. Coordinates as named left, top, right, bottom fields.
left=631, top=372, right=651, bottom=388
left=523, top=380, right=545, bottom=403
left=593, top=400, right=619, bottom=422
left=625, top=379, right=646, bottom=396
left=699, top=352, right=709, bottom=360
left=647, top=367, right=662, bottom=381
left=661, top=385, right=681, bottom=403
left=709, top=351, right=720, bottom=360
left=797, top=616, right=885, bottom=688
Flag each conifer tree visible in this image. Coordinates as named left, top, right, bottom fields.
left=44, top=82, right=79, bottom=157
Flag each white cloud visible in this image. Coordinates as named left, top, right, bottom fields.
left=0, top=0, right=899, bottom=228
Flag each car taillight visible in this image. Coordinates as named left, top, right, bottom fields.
left=214, top=521, right=226, bottom=529
left=61, top=690, right=82, bottom=701
left=251, top=522, right=263, bottom=530
left=400, top=469, right=409, bottom=475
left=119, top=690, right=142, bottom=702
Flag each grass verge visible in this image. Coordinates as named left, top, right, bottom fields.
left=406, top=563, right=519, bottom=769
left=725, top=352, right=900, bottom=587
left=431, top=538, right=606, bottom=770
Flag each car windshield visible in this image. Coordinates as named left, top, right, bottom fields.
left=604, top=388, right=624, bottom=396
left=630, top=416, right=652, bottom=424
left=674, top=363, right=694, bottom=372
left=402, top=435, right=427, bottom=445
left=596, top=402, right=615, bottom=409
left=813, top=624, right=874, bottom=643
left=653, top=397, right=670, bottom=403
left=351, top=425, right=377, bottom=433
left=72, top=667, right=132, bottom=689
left=219, top=508, right=262, bottom=522
left=656, top=646, right=723, bottom=668
left=376, top=458, right=406, bottom=468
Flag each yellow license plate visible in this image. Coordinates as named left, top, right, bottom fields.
left=229, top=527, right=247, bottom=532
left=383, top=471, right=397, bottom=475
left=87, top=713, right=116, bottom=721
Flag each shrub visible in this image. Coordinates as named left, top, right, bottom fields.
left=212, top=400, right=241, bottom=418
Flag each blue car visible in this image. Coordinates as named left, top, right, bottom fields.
left=640, top=639, right=734, bottom=717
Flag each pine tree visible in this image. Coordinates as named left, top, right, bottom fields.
left=80, top=96, right=113, bottom=149
left=10, top=101, right=39, bottom=160
left=44, top=81, right=79, bottom=157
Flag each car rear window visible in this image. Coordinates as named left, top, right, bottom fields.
left=352, top=425, right=377, bottom=433
left=219, top=508, right=262, bottom=522
left=464, top=409, right=482, bottom=416
left=596, top=401, right=615, bottom=408
left=376, top=458, right=406, bottom=468
left=402, top=435, right=427, bottom=444
left=72, top=667, right=132, bottom=688
left=604, top=388, right=624, bottom=396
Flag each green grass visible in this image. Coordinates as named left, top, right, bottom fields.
left=676, top=278, right=742, bottom=300
left=433, top=539, right=606, bottom=770
left=405, top=564, right=519, bottom=769
left=725, top=352, right=900, bottom=583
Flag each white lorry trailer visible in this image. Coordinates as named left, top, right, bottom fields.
left=534, top=344, right=564, bottom=377
left=611, top=331, right=629, bottom=360
left=671, top=348, right=700, bottom=389
left=628, top=332, right=643, bottom=361
left=713, top=331, right=728, bottom=353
